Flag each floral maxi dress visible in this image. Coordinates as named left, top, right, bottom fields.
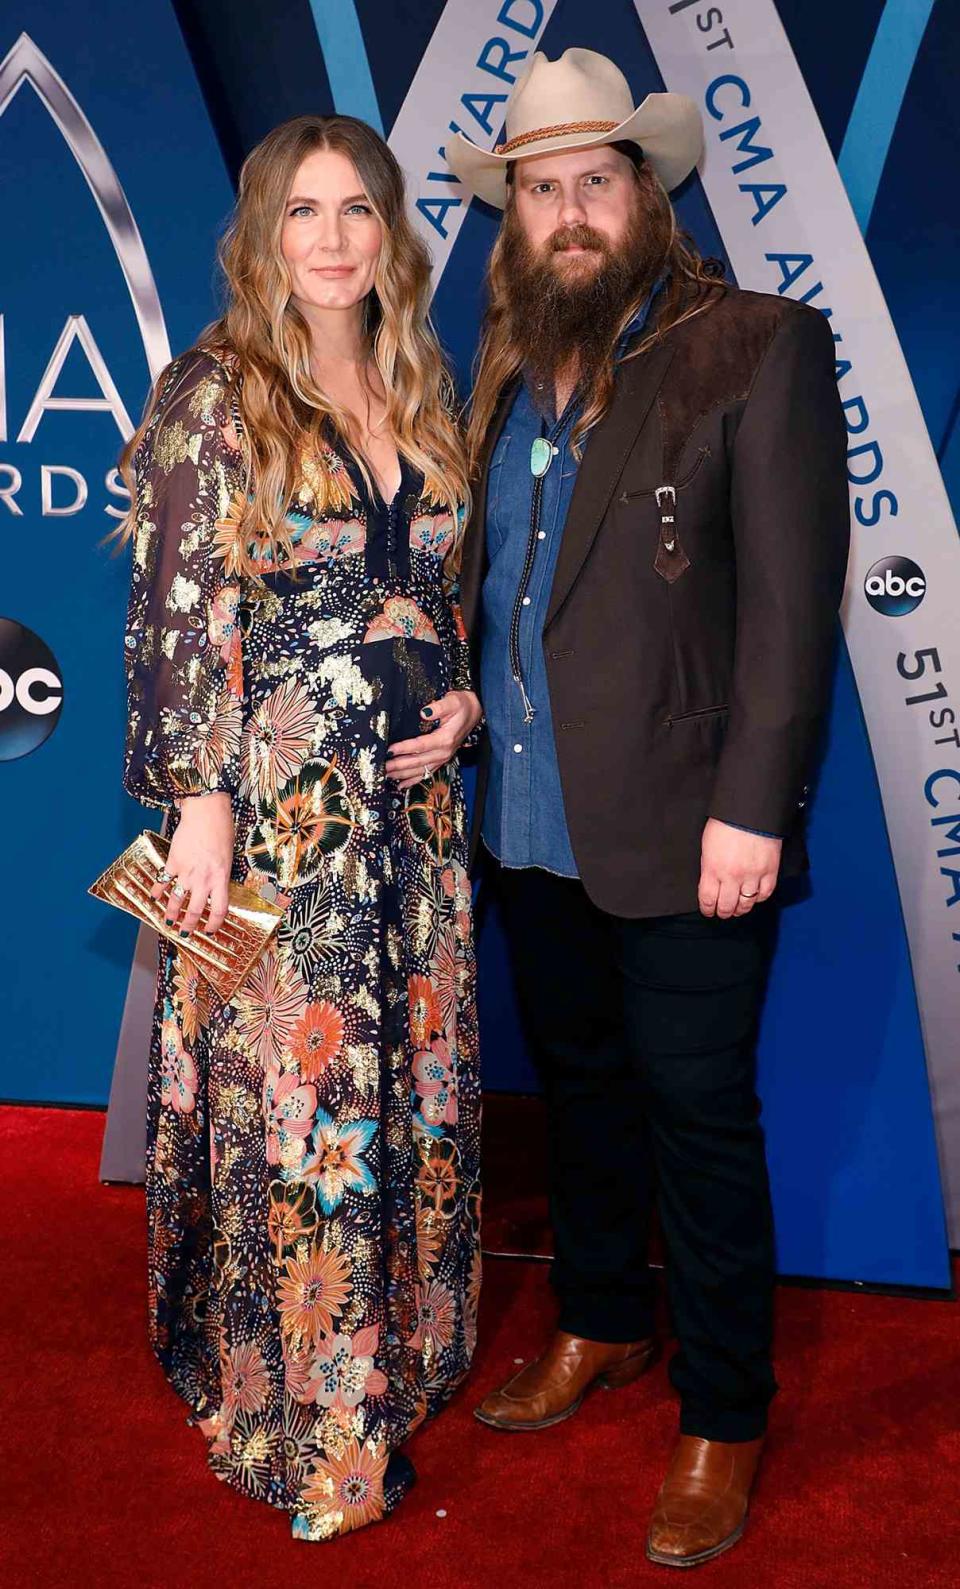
left=122, top=349, right=481, bottom=1539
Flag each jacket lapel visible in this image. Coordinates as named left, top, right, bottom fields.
left=545, top=340, right=676, bottom=626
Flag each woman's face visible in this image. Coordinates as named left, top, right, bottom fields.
left=280, top=147, right=383, bottom=313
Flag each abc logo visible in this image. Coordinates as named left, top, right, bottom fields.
left=0, top=618, right=64, bottom=761
left=864, top=556, right=927, bottom=617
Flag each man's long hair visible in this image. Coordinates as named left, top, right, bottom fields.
left=113, top=115, right=469, bottom=575
left=465, top=147, right=724, bottom=476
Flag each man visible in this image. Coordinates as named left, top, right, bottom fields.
left=447, top=48, right=849, bottom=1569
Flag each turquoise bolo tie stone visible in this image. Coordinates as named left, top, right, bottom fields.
left=530, top=436, right=555, bottom=478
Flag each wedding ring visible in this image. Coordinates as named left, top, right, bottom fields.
left=739, top=888, right=758, bottom=899
left=170, top=881, right=186, bottom=898
left=158, top=868, right=173, bottom=884
left=423, top=764, right=431, bottom=780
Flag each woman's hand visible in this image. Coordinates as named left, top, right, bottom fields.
left=386, top=690, right=483, bottom=791
left=149, top=790, right=235, bottom=936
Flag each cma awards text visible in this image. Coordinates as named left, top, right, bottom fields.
left=0, top=312, right=133, bottom=519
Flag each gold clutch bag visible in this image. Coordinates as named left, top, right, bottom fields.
left=89, top=829, right=284, bottom=1002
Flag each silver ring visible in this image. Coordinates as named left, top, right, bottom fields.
left=158, top=868, right=173, bottom=885
left=739, top=888, right=759, bottom=899
left=170, top=880, right=186, bottom=898
left=423, top=763, right=430, bottom=780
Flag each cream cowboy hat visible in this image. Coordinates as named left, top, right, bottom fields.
left=447, top=47, right=703, bottom=208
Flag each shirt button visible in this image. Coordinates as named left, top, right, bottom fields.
left=513, top=743, right=523, bottom=754
left=537, top=531, right=546, bottom=540
left=522, top=596, right=531, bottom=606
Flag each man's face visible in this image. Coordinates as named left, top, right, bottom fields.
left=498, top=142, right=658, bottom=396
left=511, top=144, right=639, bottom=272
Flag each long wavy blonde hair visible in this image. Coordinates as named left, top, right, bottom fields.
left=115, top=114, right=469, bottom=575
left=466, top=148, right=724, bottom=475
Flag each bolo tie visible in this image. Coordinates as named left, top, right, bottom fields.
left=508, top=420, right=560, bottom=725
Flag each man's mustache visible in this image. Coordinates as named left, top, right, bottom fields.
left=546, top=224, right=611, bottom=255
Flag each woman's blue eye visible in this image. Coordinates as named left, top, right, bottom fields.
left=287, top=201, right=371, bottom=218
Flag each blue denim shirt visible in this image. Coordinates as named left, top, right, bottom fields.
left=480, top=293, right=662, bottom=876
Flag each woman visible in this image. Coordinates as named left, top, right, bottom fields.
left=118, top=114, right=483, bottom=1539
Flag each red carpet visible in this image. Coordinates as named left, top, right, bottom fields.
left=3, top=1105, right=958, bottom=1589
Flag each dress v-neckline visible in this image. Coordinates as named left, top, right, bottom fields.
left=337, top=429, right=420, bottom=513
left=365, top=447, right=406, bottom=510
left=344, top=417, right=402, bottom=507
left=370, top=462, right=403, bottom=507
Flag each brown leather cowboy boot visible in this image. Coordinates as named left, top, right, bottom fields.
left=646, top=1434, right=765, bottom=1567
left=474, top=1330, right=659, bottom=1431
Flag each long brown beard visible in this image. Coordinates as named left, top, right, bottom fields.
left=500, top=203, right=661, bottom=401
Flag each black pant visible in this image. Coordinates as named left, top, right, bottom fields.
left=493, top=863, right=778, bottom=1442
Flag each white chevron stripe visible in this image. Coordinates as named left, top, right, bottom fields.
left=388, top=0, right=560, bottom=291
left=640, top=0, right=960, bottom=1241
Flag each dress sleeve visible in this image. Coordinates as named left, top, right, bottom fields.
left=123, top=351, right=245, bottom=811
left=444, top=509, right=484, bottom=747
left=445, top=586, right=474, bottom=696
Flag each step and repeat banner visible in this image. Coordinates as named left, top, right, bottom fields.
left=2, top=0, right=957, bottom=1288
left=0, top=8, right=234, bottom=1117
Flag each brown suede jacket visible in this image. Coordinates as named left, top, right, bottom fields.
left=458, top=284, right=851, bottom=918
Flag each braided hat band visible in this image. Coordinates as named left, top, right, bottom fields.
left=499, top=119, right=619, bottom=156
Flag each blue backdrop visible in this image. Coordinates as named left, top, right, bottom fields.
left=0, top=4, right=233, bottom=1101
left=1, top=0, right=955, bottom=1289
